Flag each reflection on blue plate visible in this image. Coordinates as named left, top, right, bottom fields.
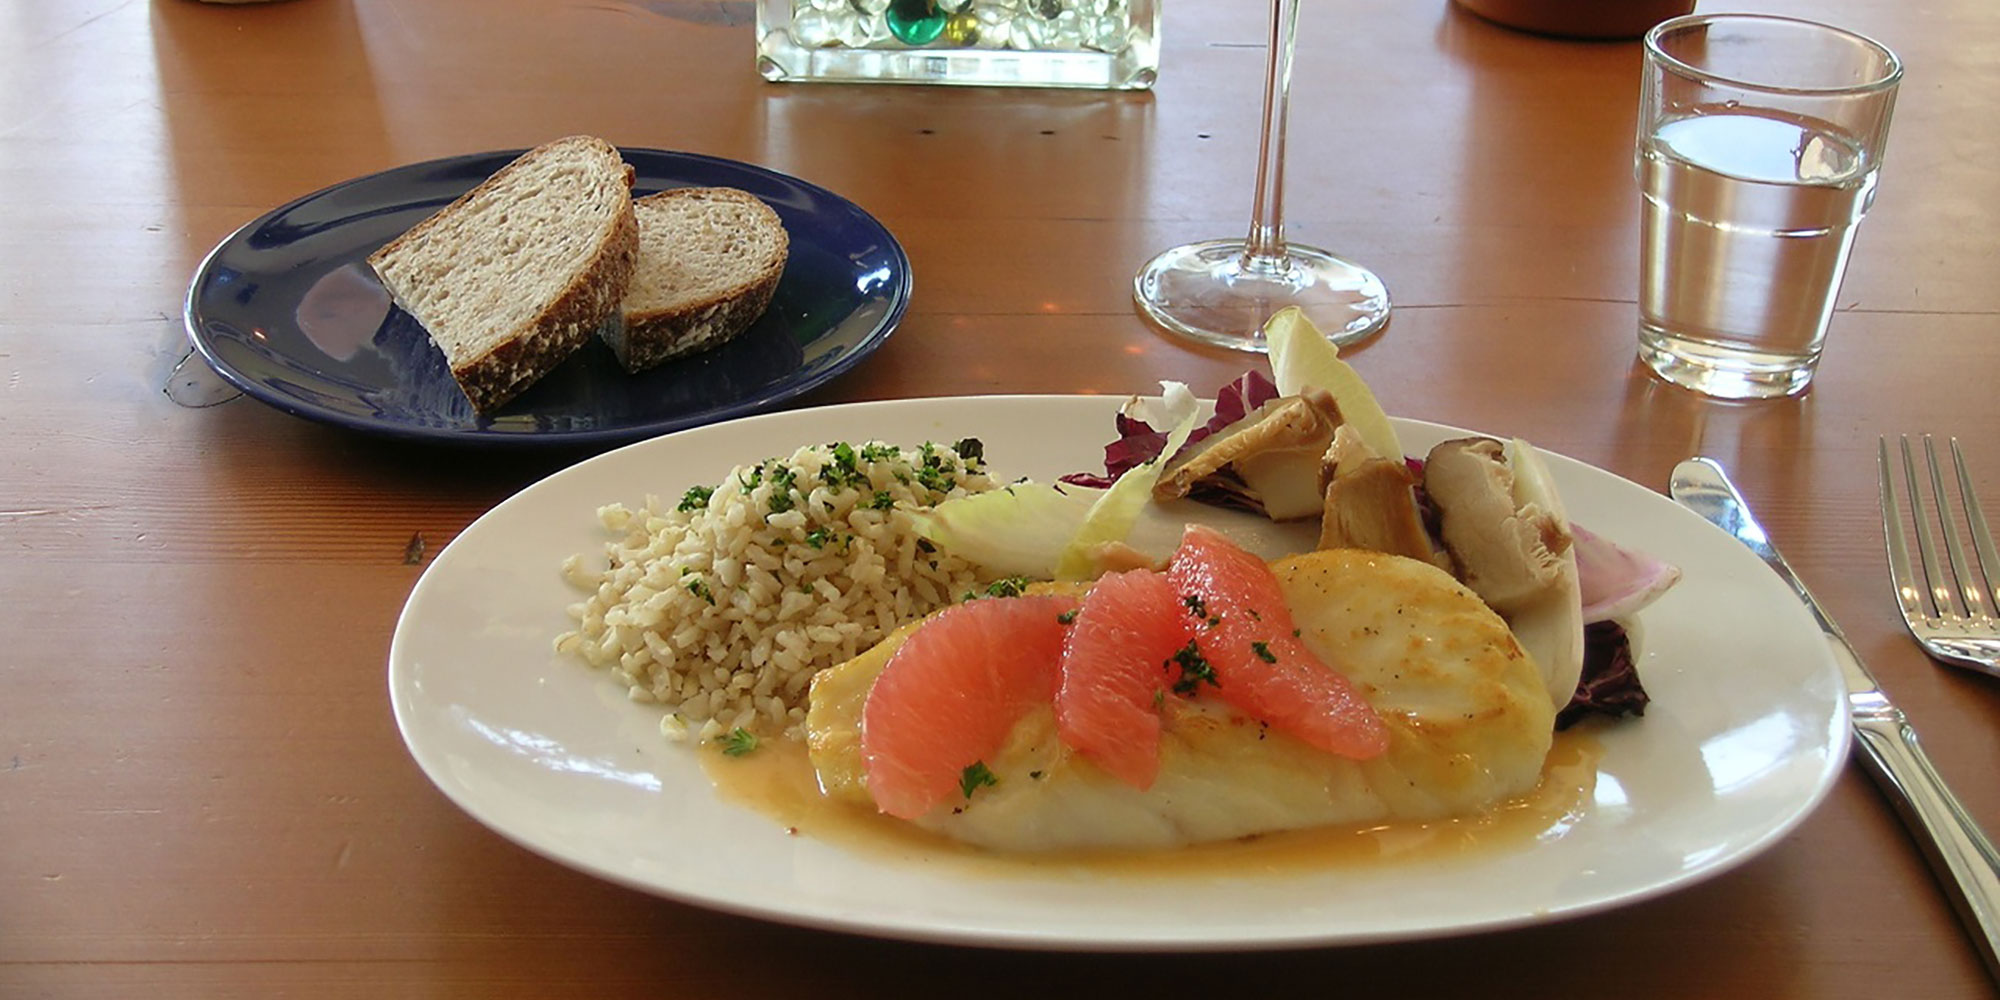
left=184, top=148, right=909, bottom=447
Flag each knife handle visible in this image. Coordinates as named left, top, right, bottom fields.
left=1851, top=710, right=2000, bottom=979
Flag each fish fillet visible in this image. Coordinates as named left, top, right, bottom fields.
left=805, top=549, right=1555, bottom=852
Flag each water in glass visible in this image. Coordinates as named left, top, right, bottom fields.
left=1637, top=109, right=1878, bottom=398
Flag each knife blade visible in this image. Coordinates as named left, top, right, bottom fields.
left=1670, top=457, right=2000, bottom=982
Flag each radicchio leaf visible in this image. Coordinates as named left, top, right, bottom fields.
left=1060, top=369, right=1283, bottom=487
left=1555, top=620, right=1649, bottom=729
left=1207, top=369, right=1281, bottom=438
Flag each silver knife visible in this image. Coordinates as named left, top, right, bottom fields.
left=1671, top=457, right=2000, bottom=981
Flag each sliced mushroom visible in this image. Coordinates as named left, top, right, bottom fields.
left=1497, top=440, right=1586, bottom=712
left=1424, top=436, right=1585, bottom=711
left=1423, top=437, right=1572, bottom=615
left=1316, top=425, right=1449, bottom=568
left=1154, top=391, right=1341, bottom=521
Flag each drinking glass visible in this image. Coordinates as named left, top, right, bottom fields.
left=1132, top=0, right=1389, bottom=352
left=1636, top=14, right=1901, bottom=399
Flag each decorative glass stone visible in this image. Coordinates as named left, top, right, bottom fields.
left=833, top=10, right=876, bottom=46
left=885, top=0, right=946, bottom=44
left=941, top=11, right=980, bottom=45
left=791, top=9, right=835, bottom=46
left=1085, top=15, right=1127, bottom=51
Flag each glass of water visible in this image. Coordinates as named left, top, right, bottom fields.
left=1636, top=14, right=1901, bottom=399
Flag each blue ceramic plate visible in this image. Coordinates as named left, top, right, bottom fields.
left=184, top=148, right=909, bottom=447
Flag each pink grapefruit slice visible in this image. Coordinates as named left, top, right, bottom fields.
left=1166, top=525, right=1389, bottom=760
left=860, top=593, right=1078, bottom=819
left=1054, top=569, right=1191, bottom=790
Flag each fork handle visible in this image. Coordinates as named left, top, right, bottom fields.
left=1852, top=710, right=2000, bottom=980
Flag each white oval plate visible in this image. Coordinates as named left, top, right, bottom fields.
left=388, top=395, right=1848, bottom=951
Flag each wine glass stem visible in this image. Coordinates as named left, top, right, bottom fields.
left=1242, top=0, right=1300, bottom=275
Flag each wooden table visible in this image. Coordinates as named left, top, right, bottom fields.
left=6, top=0, right=1997, bottom=994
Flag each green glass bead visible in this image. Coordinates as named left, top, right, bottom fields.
left=886, top=0, right=946, bottom=44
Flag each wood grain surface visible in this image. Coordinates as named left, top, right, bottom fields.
left=4, top=0, right=1997, bottom=995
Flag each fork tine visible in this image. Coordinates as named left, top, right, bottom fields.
left=1904, top=435, right=1958, bottom=618
left=1925, top=434, right=1985, bottom=621
left=1949, top=437, right=1999, bottom=620
left=1881, top=436, right=1929, bottom=624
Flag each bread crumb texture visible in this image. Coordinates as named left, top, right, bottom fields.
left=606, top=186, right=789, bottom=372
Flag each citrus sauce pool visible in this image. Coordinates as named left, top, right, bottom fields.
left=701, top=730, right=1600, bottom=877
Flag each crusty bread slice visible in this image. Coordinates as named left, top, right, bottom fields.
left=367, top=136, right=638, bottom=414
left=602, top=187, right=789, bottom=373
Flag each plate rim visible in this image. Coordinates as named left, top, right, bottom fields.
left=182, top=145, right=911, bottom=448
left=387, top=393, right=1852, bottom=950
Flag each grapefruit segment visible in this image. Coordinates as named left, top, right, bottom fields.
left=860, top=594, right=1078, bottom=819
left=1054, top=569, right=1191, bottom=790
left=1167, top=525, right=1390, bottom=760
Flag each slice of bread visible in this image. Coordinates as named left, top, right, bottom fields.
left=367, top=136, right=638, bottom=414
left=602, top=187, right=789, bottom=373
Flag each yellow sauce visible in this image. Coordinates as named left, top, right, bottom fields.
left=701, top=731, right=1600, bottom=878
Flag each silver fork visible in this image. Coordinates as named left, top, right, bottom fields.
left=1879, top=435, right=2000, bottom=678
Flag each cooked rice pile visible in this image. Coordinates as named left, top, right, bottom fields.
left=557, top=440, right=999, bottom=741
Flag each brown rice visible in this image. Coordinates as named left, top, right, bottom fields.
left=555, top=439, right=999, bottom=742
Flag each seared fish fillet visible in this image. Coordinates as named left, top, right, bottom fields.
left=806, top=549, right=1555, bottom=852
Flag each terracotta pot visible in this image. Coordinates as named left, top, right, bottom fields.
left=1451, top=0, right=1697, bottom=40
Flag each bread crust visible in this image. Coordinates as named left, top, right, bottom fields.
left=605, top=187, right=789, bottom=373
left=610, top=263, right=783, bottom=372
left=367, top=136, right=638, bottom=415
left=452, top=191, right=636, bottom=412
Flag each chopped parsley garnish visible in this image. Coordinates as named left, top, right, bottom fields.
left=1057, top=608, right=1079, bottom=624
left=954, top=437, right=985, bottom=469
left=868, top=490, right=896, bottom=511
left=915, top=464, right=956, bottom=495
left=1169, top=641, right=1220, bottom=695
left=764, top=463, right=800, bottom=513
left=804, top=527, right=832, bottom=549
left=684, top=576, right=715, bottom=605
left=1183, top=594, right=1220, bottom=626
left=959, top=761, right=999, bottom=799
left=914, top=441, right=957, bottom=493
left=861, top=442, right=899, bottom=462
left=821, top=442, right=864, bottom=489
left=984, top=576, right=1030, bottom=598
left=1250, top=641, right=1277, bottom=663
left=676, top=485, right=714, bottom=512
left=719, top=728, right=759, bottom=756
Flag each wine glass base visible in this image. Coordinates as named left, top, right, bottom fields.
left=1133, top=239, right=1390, bottom=353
